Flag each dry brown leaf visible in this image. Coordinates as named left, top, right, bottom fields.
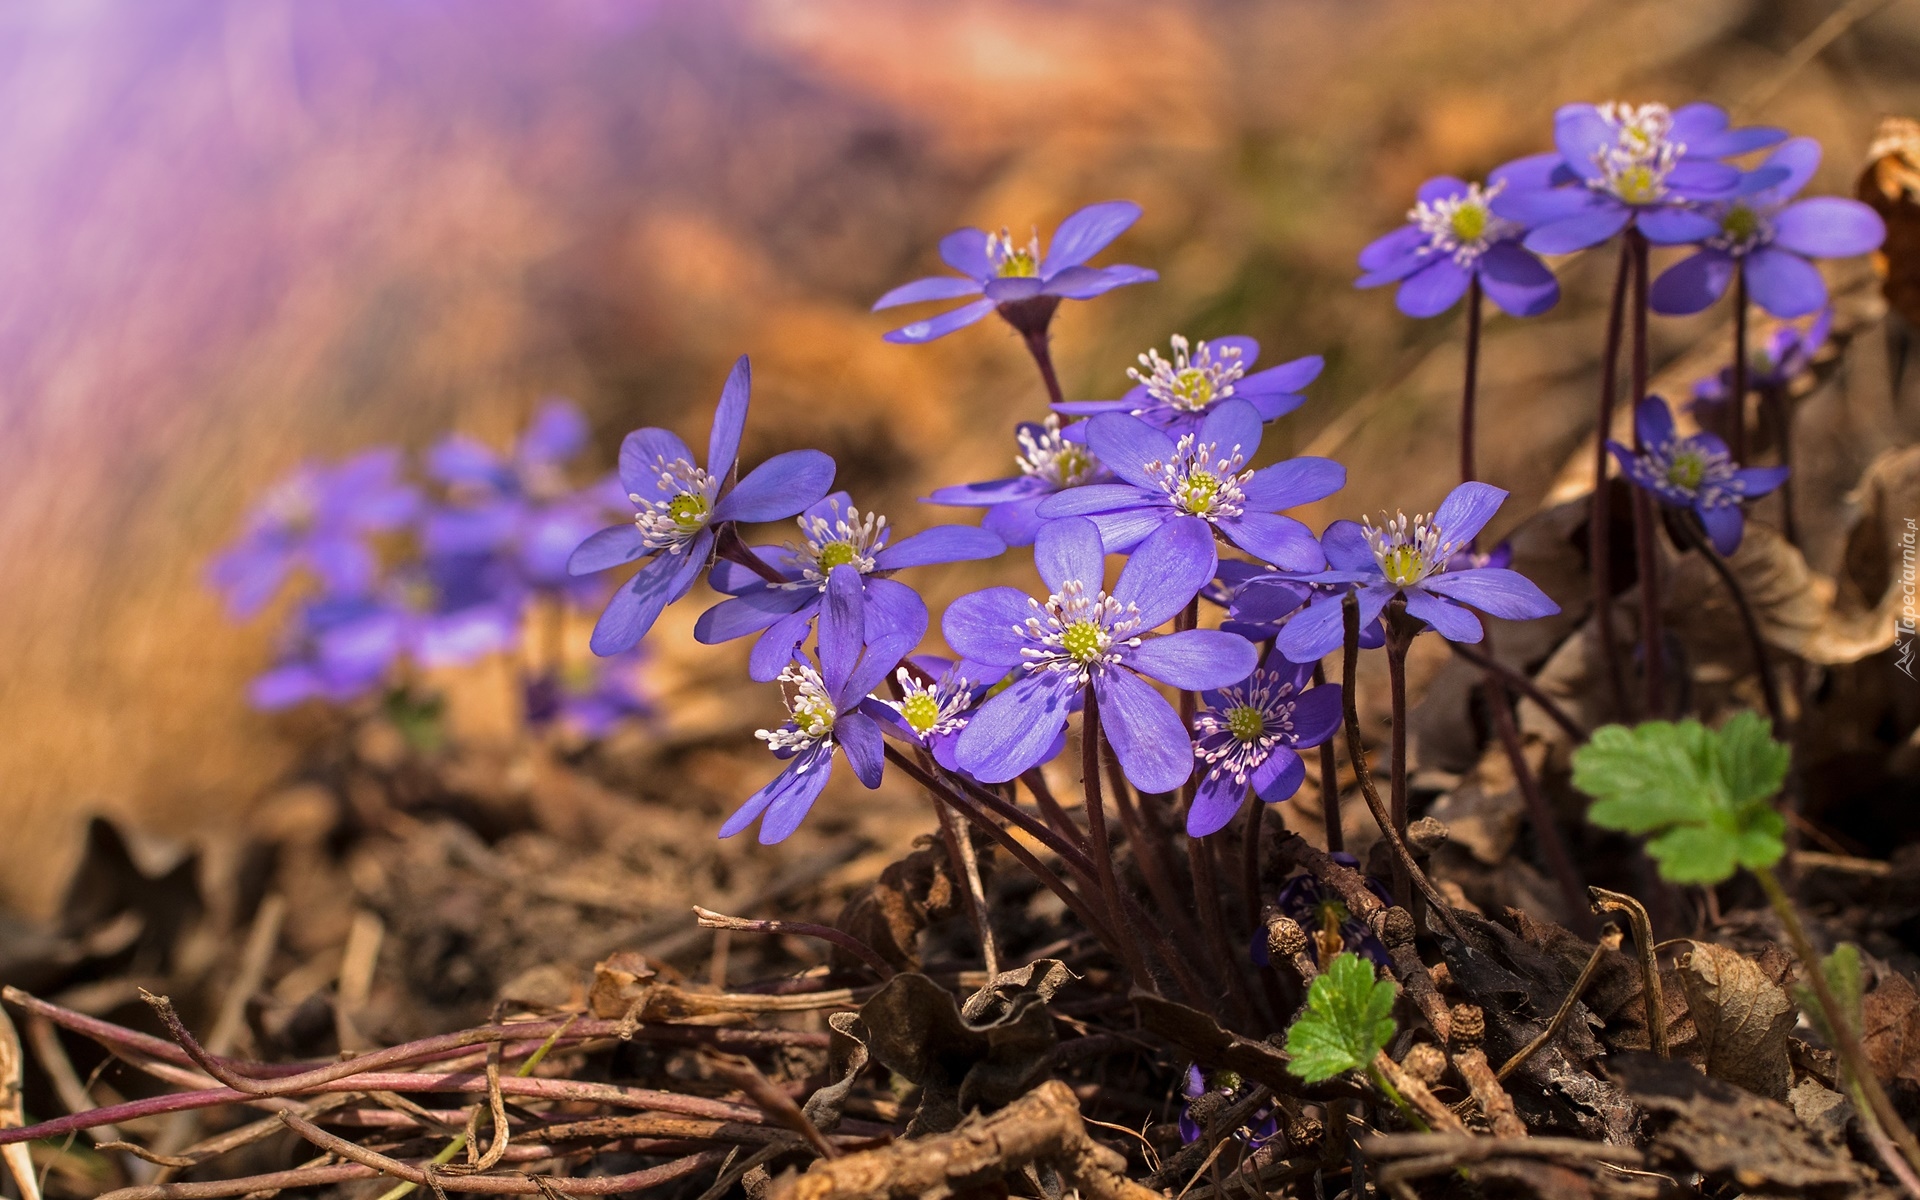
left=1861, top=116, right=1920, bottom=331
left=1675, top=941, right=1796, bottom=1102
left=1859, top=968, right=1920, bottom=1091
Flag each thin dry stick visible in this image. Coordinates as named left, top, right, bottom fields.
left=931, top=797, right=999, bottom=977
left=692, top=908, right=895, bottom=981
left=337, top=909, right=386, bottom=1054
left=0, top=1004, right=42, bottom=1200
left=26, top=1015, right=129, bottom=1147
left=1449, top=1006, right=1524, bottom=1138
left=1497, top=926, right=1621, bottom=1082
left=1675, top=516, right=1787, bottom=730
left=1312, top=662, right=1344, bottom=851
left=1588, top=889, right=1666, bottom=1058
left=1446, top=642, right=1584, bottom=743
left=1485, top=680, right=1593, bottom=935
left=1082, top=685, right=1154, bottom=987
left=699, top=1051, right=838, bottom=1161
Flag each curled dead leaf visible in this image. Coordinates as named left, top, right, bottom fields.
left=1674, top=940, right=1796, bottom=1102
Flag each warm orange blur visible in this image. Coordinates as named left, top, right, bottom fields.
left=0, top=0, right=1911, bottom=913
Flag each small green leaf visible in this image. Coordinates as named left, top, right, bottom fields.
left=1574, top=716, right=1788, bottom=886
left=1284, top=952, right=1397, bottom=1083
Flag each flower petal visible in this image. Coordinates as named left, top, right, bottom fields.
left=1096, top=668, right=1194, bottom=794
left=1422, top=568, right=1560, bottom=620
left=1524, top=206, right=1631, bottom=255
left=618, top=428, right=696, bottom=497
left=984, top=276, right=1045, bottom=302
left=1043, top=263, right=1157, bottom=299
left=1113, top=516, right=1217, bottom=629
left=837, top=712, right=887, bottom=789
left=1288, top=683, right=1344, bottom=747
left=1276, top=585, right=1392, bottom=664
left=1199, top=398, right=1264, bottom=460
left=875, top=525, right=1005, bottom=571
left=1220, top=513, right=1325, bottom=572
left=1251, top=748, right=1306, bottom=805
left=1041, top=200, right=1142, bottom=274
left=1187, top=769, right=1245, bottom=837
left=1434, top=481, right=1508, bottom=546
left=1699, top=502, right=1745, bottom=555
left=944, top=586, right=1041, bottom=667
left=954, top=671, right=1079, bottom=784
left=1666, top=159, right=1741, bottom=198
left=1488, top=151, right=1564, bottom=194
left=749, top=608, right=815, bottom=682
left=864, top=577, right=930, bottom=647
left=1241, top=456, right=1346, bottom=512
left=818, top=564, right=865, bottom=697
left=1127, top=629, right=1259, bottom=691
left=714, top=450, right=837, bottom=523
left=982, top=496, right=1048, bottom=546
left=1035, top=515, right=1108, bottom=593
left=568, top=521, right=650, bottom=577
left=871, top=274, right=986, bottom=310
left=1357, top=225, right=1427, bottom=274
left=1477, top=241, right=1560, bottom=317
left=589, top=536, right=708, bottom=655
left=1552, top=105, right=1612, bottom=183
left=1404, top=588, right=1483, bottom=642
left=1649, top=249, right=1736, bottom=316
left=1636, top=207, right=1719, bottom=246
left=1745, top=246, right=1827, bottom=318
left=1321, top=520, right=1375, bottom=573
left=707, top=356, right=752, bottom=474
left=1748, top=137, right=1820, bottom=209
left=1396, top=258, right=1471, bottom=318
left=1732, top=465, right=1790, bottom=499
left=1086, top=413, right=1179, bottom=488
left=941, top=227, right=991, bottom=278
left=694, top=586, right=812, bottom=644
left=1494, top=185, right=1606, bottom=227
left=1634, top=396, right=1677, bottom=449
left=884, top=298, right=997, bottom=344
left=1035, top=484, right=1155, bottom=518
left=1238, top=354, right=1323, bottom=396
left=1771, top=197, right=1886, bottom=259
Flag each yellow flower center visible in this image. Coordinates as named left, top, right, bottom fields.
left=1173, top=367, right=1215, bottom=409
left=792, top=693, right=836, bottom=738
left=1380, top=546, right=1427, bottom=587
left=997, top=248, right=1038, bottom=277
left=1061, top=620, right=1107, bottom=664
left=816, top=541, right=860, bottom=571
left=1666, top=451, right=1706, bottom=491
left=1612, top=165, right=1660, bottom=205
left=667, top=492, right=710, bottom=532
left=899, top=692, right=941, bottom=735
left=1449, top=202, right=1489, bottom=244
left=1226, top=705, right=1266, bottom=742
left=1720, top=204, right=1759, bottom=243
left=1178, top=470, right=1222, bottom=515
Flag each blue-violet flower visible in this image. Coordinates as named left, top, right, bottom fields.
left=1607, top=396, right=1788, bottom=555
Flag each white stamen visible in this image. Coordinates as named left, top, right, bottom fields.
left=1016, top=416, right=1102, bottom=489
left=1017, top=580, right=1143, bottom=685
left=780, top=499, right=887, bottom=590
left=986, top=227, right=1041, bottom=278
left=1143, top=435, right=1252, bottom=520
left=1128, top=335, right=1246, bottom=414
left=1362, top=510, right=1459, bottom=588
left=1590, top=102, right=1685, bottom=205
left=631, top=457, right=720, bottom=554
left=888, top=667, right=973, bottom=740
left=1194, top=669, right=1301, bottom=786
left=755, top=662, right=838, bottom=756
left=1409, top=180, right=1517, bottom=267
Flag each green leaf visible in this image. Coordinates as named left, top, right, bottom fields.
left=1573, top=716, right=1788, bottom=886
left=1284, top=952, right=1397, bottom=1083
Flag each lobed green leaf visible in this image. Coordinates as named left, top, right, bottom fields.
left=1284, top=952, right=1398, bottom=1084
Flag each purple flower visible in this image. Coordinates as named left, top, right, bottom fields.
left=424, top=400, right=625, bottom=604
left=722, top=567, right=908, bottom=845
left=402, top=551, right=526, bottom=668
left=944, top=517, right=1258, bottom=792
left=1253, top=855, right=1395, bottom=969
left=1693, top=308, right=1832, bottom=406
left=250, top=594, right=407, bottom=710
left=695, top=492, right=1002, bottom=681
left=926, top=416, right=1113, bottom=547
left=1052, top=335, right=1323, bottom=437
left=864, top=655, right=996, bottom=774
left=1356, top=174, right=1560, bottom=317
left=1035, top=398, right=1344, bottom=572
left=1276, top=483, right=1560, bottom=663
left=1607, top=396, right=1788, bottom=555
left=1186, top=653, right=1343, bottom=837
left=872, top=201, right=1157, bottom=344
left=525, top=648, right=653, bottom=739
left=1650, top=139, right=1886, bottom=318
left=567, top=357, right=836, bottom=656
left=209, top=448, right=420, bottom=618
left=1177, top=1066, right=1278, bottom=1147
left=1495, top=102, right=1785, bottom=254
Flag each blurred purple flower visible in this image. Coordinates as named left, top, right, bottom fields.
left=1053, top=335, right=1323, bottom=437
left=696, top=492, right=1000, bottom=681
left=1037, top=399, right=1343, bottom=572
left=1276, top=483, right=1559, bottom=663
left=1494, top=102, right=1786, bottom=255
left=1187, top=653, right=1343, bottom=837
left=250, top=594, right=407, bottom=710
left=1607, top=396, right=1788, bottom=555
left=1357, top=174, right=1559, bottom=317
left=944, top=517, right=1257, bottom=793
left=209, top=448, right=420, bottom=618
left=567, top=356, right=836, bottom=656
left=525, top=647, right=653, bottom=739
left=1693, top=308, right=1832, bottom=408
left=872, top=201, right=1157, bottom=344
left=1650, top=139, right=1885, bottom=318
left=927, top=416, right=1112, bottom=547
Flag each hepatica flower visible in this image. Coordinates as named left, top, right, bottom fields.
left=1053, top=335, right=1324, bottom=437
left=1036, top=398, right=1344, bottom=572
left=1187, top=653, right=1343, bottom=837
left=944, top=517, right=1258, bottom=792
left=525, top=648, right=653, bottom=739
left=567, top=357, right=835, bottom=656
left=872, top=201, right=1157, bottom=344
left=1178, top=1066, right=1278, bottom=1147
left=1357, top=176, right=1559, bottom=317
left=1497, top=102, right=1784, bottom=254
left=1650, top=139, right=1886, bottom=318
left=209, top=448, right=420, bottom=618
left=696, top=492, right=1001, bottom=681
left=1693, top=308, right=1832, bottom=407
left=927, top=416, right=1112, bottom=547
left=1253, top=856, right=1395, bottom=969
left=250, top=595, right=408, bottom=710
left=864, top=655, right=992, bottom=773
left=1608, top=396, right=1787, bottom=555
left=722, top=568, right=907, bottom=845
left=1276, top=482, right=1559, bottom=663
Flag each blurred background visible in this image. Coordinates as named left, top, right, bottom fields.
left=2, top=0, right=1916, bottom=917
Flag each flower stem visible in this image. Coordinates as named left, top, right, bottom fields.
left=1731, top=262, right=1750, bottom=465
left=1628, top=229, right=1665, bottom=719
left=1676, top=516, right=1786, bottom=731
left=1461, top=275, right=1483, bottom=488
left=1082, top=686, right=1154, bottom=986
left=1311, top=663, right=1344, bottom=852
left=1383, top=604, right=1419, bottom=919
left=1755, top=864, right=1920, bottom=1184
left=997, top=297, right=1066, bottom=407
left=713, top=524, right=789, bottom=587
left=1592, top=238, right=1633, bottom=720
left=1366, top=1062, right=1428, bottom=1132
left=1765, top=383, right=1801, bottom=547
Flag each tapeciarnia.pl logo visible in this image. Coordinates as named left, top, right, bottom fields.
left=1900, top=517, right=1918, bottom=679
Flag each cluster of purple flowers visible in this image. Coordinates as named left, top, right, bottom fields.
left=209, top=400, right=652, bottom=739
